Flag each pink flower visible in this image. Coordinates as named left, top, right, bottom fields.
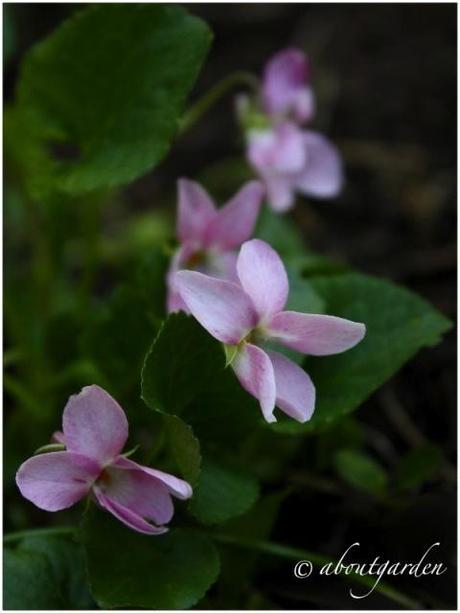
left=167, top=179, right=264, bottom=312
left=175, top=239, right=365, bottom=424
left=261, top=48, right=315, bottom=124
left=16, top=385, right=192, bottom=535
left=247, top=122, right=343, bottom=212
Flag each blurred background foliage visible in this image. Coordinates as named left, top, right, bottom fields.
left=4, top=3, right=456, bottom=609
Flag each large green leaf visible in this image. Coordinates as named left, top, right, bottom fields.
left=10, top=4, right=211, bottom=197
left=189, top=460, right=259, bottom=525
left=142, top=313, right=262, bottom=446
left=274, top=273, right=452, bottom=433
left=4, top=534, right=94, bottom=609
left=82, top=507, right=220, bottom=609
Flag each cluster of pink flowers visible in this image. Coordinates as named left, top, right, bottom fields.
left=239, top=48, right=343, bottom=211
left=17, top=49, right=363, bottom=536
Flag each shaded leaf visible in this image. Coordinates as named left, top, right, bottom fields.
left=82, top=507, right=220, bottom=609
left=10, top=4, right=211, bottom=197
left=274, top=273, right=452, bottom=433
left=189, top=460, right=259, bottom=525
left=335, top=448, right=388, bottom=495
left=395, top=443, right=443, bottom=491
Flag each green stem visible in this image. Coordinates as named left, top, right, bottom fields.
left=4, top=525, right=75, bottom=544
left=213, top=534, right=421, bottom=610
left=179, top=71, right=259, bottom=135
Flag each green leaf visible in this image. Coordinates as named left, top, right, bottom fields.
left=142, top=313, right=261, bottom=447
left=11, top=4, right=211, bottom=197
left=395, top=443, right=443, bottom=491
left=84, top=285, right=155, bottom=393
left=335, top=448, right=388, bottom=495
left=82, top=507, right=220, bottom=609
left=4, top=535, right=94, bottom=610
left=255, top=207, right=305, bottom=258
left=189, top=460, right=259, bottom=525
left=274, top=273, right=452, bottom=433
left=164, top=414, right=201, bottom=486
left=142, top=312, right=223, bottom=415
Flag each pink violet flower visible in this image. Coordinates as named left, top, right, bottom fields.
left=175, top=239, right=365, bottom=424
left=247, top=121, right=343, bottom=212
left=16, top=385, right=192, bottom=535
left=167, top=178, right=264, bottom=313
left=237, top=48, right=343, bottom=211
left=261, top=48, right=315, bottom=124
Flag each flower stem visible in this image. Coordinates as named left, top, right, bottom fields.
left=4, top=525, right=75, bottom=544
left=179, top=71, right=259, bottom=135
left=212, top=534, right=421, bottom=610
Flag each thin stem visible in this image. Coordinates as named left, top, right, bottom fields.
left=179, top=71, right=259, bottom=135
left=4, top=525, right=75, bottom=544
left=213, top=534, right=421, bottom=610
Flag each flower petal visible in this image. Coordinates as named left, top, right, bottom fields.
left=248, top=123, right=306, bottom=173
left=204, top=181, right=264, bottom=250
left=237, top=239, right=289, bottom=320
left=100, top=461, right=174, bottom=525
left=63, top=385, right=128, bottom=466
left=166, top=242, right=197, bottom=314
left=94, top=488, right=168, bottom=535
left=262, top=48, right=314, bottom=122
left=177, top=178, right=216, bottom=243
left=175, top=270, right=257, bottom=344
left=51, top=431, right=65, bottom=444
left=264, top=176, right=295, bottom=212
left=267, top=311, right=366, bottom=355
left=295, top=131, right=343, bottom=198
left=16, top=452, right=99, bottom=512
left=232, top=343, right=276, bottom=423
left=267, top=350, right=315, bottom=423
left=116, top=457, right=193, bottom=500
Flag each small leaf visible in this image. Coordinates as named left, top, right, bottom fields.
left=82, top=507, right=220, bottom=609
left=189, top=460, right=259, bottom=525
left=395, top=443, right=443, bottom=491
left=335, top=448, right=388, bottom=495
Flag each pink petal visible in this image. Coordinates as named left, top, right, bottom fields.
left=63, top=385, right=128, bottom=466
left=177, top=178, right=216, bottom=243
left=175, top=270, right=257, bottom=344
left=292, top=86, right=316, bottom=124
left=207, top=251, right=239, bottom=283
left=94, top=488, right=168, bottom=535
left=232, top=343, right=276, bottom=423
left=264, top=176, right=295, bottom=212
left=267, top=350, right=315, bottom=423
left=236, top=239, right=289, bottom=320
left=99, top=461, right=174, bottom=526
left=262, top=48, right=313, bottom=122
left=16, top=452, right=99, bottom=512
left=294, top=131, right=343, bottom=198
left=116, top=457, right=193, bottom=500
left=248, top=123, right=306, bottom=173
left=267, top=311, right=366, bottom=355
left=204, top=181, right=264, bottom=250
left=166, top=242, right=197, bottom=314
left=51, top=431, right=65, bottom=444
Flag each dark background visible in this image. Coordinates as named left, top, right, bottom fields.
left=4, top=3, right=457, bottom=609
